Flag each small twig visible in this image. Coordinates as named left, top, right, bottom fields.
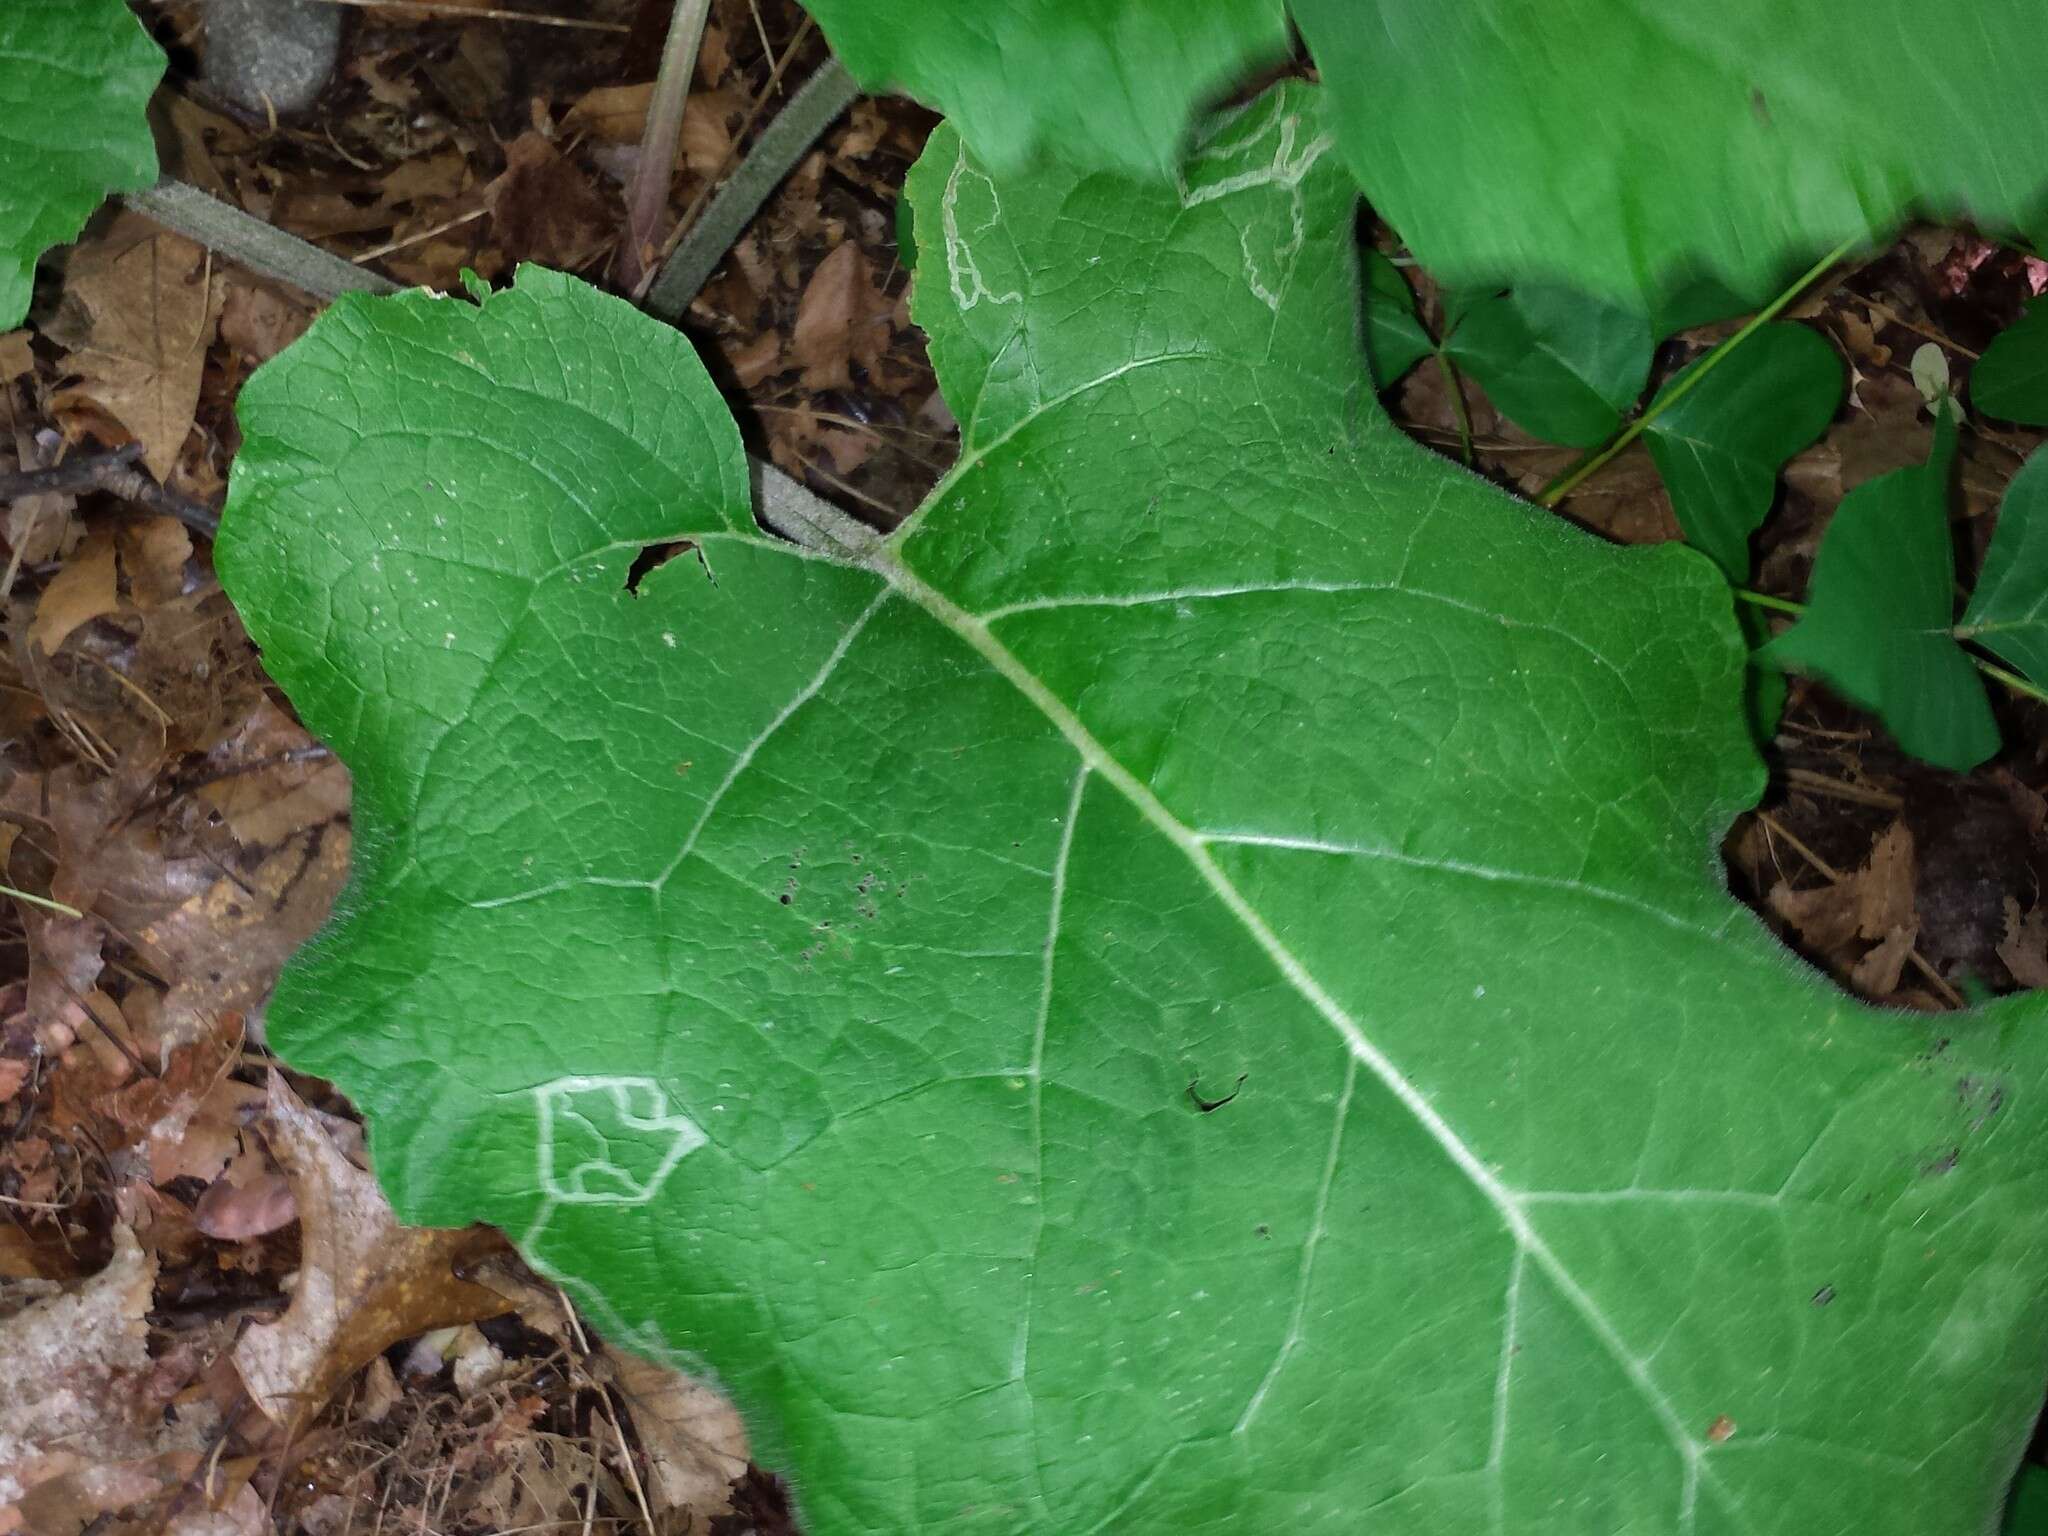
left=1541, top=237, right=1861, bottom=508
left=643, top=55, right=858, bottom=318
left=638, top=18, right=815, bottom=298
left=308, top=0, right=628, bottom=29
left=0, top=441, right=221, bottom=537
left=1782, top=767, right=1903, bottom=810
left=552, top=1289, right=659, bottom=1536
left=351, top=206, right=487, bottom=264
left=620, top=0, right=715, bottom=292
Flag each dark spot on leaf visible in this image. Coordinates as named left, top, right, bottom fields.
left=778, top=893, right=792, bottom=906
left=1957, top=1075, right=2006, bottom=1130
left=1749, top=87, right=1770, bottom=125
left=1255, top=1223, right=1270, bottom=1239
left=1922, top=1146, right=1960, bottom=1177
left=1187, top=1074, right=1247, bottom=1113
left=1811, top=1284, right=1836, bottom=1307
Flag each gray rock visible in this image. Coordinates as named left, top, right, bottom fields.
left=203, top=0, right=342, bottom=118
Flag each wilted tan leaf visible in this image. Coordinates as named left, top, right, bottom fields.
left=28, top=531, right=118, bottom=654
left=791, top=240, right=880, bottom=391
left=232, top=1076, right=510, bottom=1430
left=52, top=216, right=225, bottom=479
left=609, top=1350, right=748, bottom=1524
left=0, top=332, right=31, bottom=384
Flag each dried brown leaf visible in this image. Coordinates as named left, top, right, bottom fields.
left=609, top=1352, right=748, bottom=1525
left=792, top=240, right=869, bottom=391
left=52, top=216, right=225, bottom=479
left=232, top=1076, right=510, bottom=1430
left=0, top=332, right=31, bottom=384
left=0, top=1224, right=217, bottom=1529
left=29, top=531, right=118, bottom=654
left=487, top=133, right=614, bottom=272
left=2000, top=898, right=2048, bottom=989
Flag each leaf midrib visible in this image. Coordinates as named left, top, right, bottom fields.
left=872, top=545, right=1725, bottom=1510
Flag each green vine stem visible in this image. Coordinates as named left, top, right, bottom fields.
left=1540, top=237, right=1860, bottom=508
left=1734, top=587, right=2048, bottom=707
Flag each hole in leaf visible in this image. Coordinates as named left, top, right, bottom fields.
left=624, top=540, right=712, bottom=595
left=1187, top=1074, right=1247, bottom=1114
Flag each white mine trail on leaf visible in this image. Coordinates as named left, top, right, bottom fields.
left=1177, top=107, right=1335, bottom=313
left=533, top=1074, right=707, bottom=1204
left=942, top=145, right=1023, bottom=312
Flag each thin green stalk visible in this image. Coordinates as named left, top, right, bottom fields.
left=1433, top=348, right=1474, bottom=466
left=1973, top=655, right=2048, bottom=707
left=1540, top=237, right=1859, bottom=508
left=1735, top=588, right=2048, bottom=707
left=1732, top=587, right=1803, bottom=617
left=0, top=884, right=83, bottom=918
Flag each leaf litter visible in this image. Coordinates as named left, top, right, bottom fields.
left=7, top=2, right=2048, bottom=1530
left=0, top=3, right=890, bottom=1531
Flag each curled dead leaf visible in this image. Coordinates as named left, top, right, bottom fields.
left=231, top=1075, right=510, bottom=1430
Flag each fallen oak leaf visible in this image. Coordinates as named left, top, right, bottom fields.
left=231, top=1074, right=511, bottom=1431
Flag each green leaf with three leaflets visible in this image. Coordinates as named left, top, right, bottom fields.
left=1973, top=302, right=2048, bottom=425
left=1643, top=324, right=1843, bottom=579
left=1442, top=285, right=1652, bottom=447
left=1759, top=405, right=1999, bottom=771
left=1959, top=445, right=2048, bottom=685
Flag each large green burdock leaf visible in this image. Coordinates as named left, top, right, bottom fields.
left=801, top=0, right=1288, bottom=176
left=802, top=0, right=2048, bottom=323
left=1294, top=0, right=2048, bottom=323
left=0, top=0, right=164, bottom=329
left=219, top=88, right=2048, bottom=1535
